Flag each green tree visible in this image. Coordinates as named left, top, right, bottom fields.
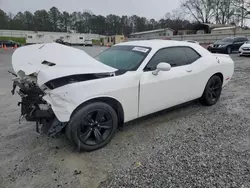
left=34, top=10, right=51, bottom=31
left=12, top=12, right=25, bottom=30
left=48, top=7, right=61, bottom=31
left=23, top=11, right=34, bottom=30
left=60, top=11, right=70, bottom=32
left=0, top=9, right=9, bottom=29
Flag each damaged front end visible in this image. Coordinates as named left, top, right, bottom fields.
left=10, top=43, right=118, bottom=137
left=10, top=70, right=67, bottom=137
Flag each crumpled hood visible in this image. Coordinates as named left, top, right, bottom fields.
left=12, top=43, right=117, bottom=85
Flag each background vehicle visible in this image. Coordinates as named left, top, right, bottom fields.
left=208, top=36, right=248, bottom=54
left=54, top=39, right=71, bottom=46
left=84, top=39, right=93, bottom=46
left=239, top=41, right=250, bottom=56
left=0, top=40, right=21, bottom=47
left=11, top=41, right=234, bottom=152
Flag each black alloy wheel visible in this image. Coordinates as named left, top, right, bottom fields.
left=66, top=102, right=118, bottom=152
left=201, top=75, right=222, bottom=106
left=78, top=109, right=113, bottom=146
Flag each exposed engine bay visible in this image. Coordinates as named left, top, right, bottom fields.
left=10, top=70, right=67, bottom=136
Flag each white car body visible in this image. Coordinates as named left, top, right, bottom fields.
left=239, top=41, right=250, bottom=55
left=12, top=41, right=234, bottom=124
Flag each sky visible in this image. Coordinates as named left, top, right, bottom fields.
left=0, top=0, right=181, bottom=20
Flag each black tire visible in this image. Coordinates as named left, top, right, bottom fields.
left=200, top=75, right=222, bottom=106
left=226, top=46, right=232, bottom=54
left=65, top=102, right=118, bottom=152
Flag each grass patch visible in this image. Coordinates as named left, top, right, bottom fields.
left=0, top=36, right=26, bottom=44
left=92, top=39, right=100, bottom=45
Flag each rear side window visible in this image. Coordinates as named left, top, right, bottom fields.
left=240, top=37, right=248, bottom=42
left=146, top=47, right=188, bottom=69
left=184, top=47, right=201, bottom=64
left=145, top=46, right=200, bottom=70
left=235, top=37, right=248, bottom=42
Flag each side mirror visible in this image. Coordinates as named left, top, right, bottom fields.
left=152, top=62, right=171, bottom=75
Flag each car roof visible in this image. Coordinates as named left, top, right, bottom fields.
left=116, top=40, right=199, bottom=50
left=115, top=39, right=211, bottom=56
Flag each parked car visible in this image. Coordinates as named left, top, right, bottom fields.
left=10, top=40, right=234, bottom=152
left=185, top=40, right=200, bottom=45
left=84, top=39, right=93, bottom=46
left=207, top=37, right=248, bottom=54
left=54, top=39, right=71, bottom=46
left=238, top=41, right=250, bottom=56
left=0, top=40, right=21, bottom=47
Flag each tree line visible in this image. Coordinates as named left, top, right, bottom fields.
left=0, top=0, right=250, bottom=36
left=182, top=0, right=250, bottom=27
left=0, top=7, right=194, bottom=36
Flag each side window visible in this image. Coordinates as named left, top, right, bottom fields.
left=241, top=37, right=248, bottom=42
left=145, top=47, right=189, bottom=70
left=184, top=47, right=201, bottom=64
left=235, top=38, right=242, bottom=42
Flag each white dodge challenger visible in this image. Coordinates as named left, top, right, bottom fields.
left=10, top=40, right=234, bottom=151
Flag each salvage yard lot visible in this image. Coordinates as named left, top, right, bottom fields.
left=0, top=47, right=250, bottom=188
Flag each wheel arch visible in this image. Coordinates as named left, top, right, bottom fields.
left=202, top=72, right=224, bottom=94
left=213, top=72, right=224, bottom=85
left=70, top=96, right=125, bottom=126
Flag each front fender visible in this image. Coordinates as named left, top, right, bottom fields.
left=43, top=72, right=140, bottom=123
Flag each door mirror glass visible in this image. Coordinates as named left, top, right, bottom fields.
left=152, top=62, right=171, bottom=75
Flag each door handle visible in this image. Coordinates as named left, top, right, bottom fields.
left=186, top=68, right=192, bottom=72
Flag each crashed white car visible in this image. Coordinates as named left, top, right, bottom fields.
left=239, top=41, right=250, bottom=56
left=11, top=40, right=234, bottom=151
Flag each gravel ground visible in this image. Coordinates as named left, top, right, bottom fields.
left=0, top=47, right=249, bottom=188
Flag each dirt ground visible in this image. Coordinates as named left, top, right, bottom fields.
left=0, top=47, right=249, bottom=188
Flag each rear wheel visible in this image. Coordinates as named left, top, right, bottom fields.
left=200, top=75, right=222, bottom=106
left=65, top=102, right=118, bottom=152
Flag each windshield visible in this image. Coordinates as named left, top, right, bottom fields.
left=220, top=37, right=234, bottom=42
left=95, top=45, right=151, bottom=70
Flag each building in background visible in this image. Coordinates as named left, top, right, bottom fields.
left=0, top=30, right=104, bottom=45
left=25, top=32, right=87, bottom=45
left=100, top=35, right=126, bottom=46
left=129, top=28, right=174, bottom=39
left=211, top=26, right=242, bottom=35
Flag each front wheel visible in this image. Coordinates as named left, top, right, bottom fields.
left=200, top=75, right=222, bottom=106
left=66, top=102, right=118, bottom=152
left=226, top=46, right=232, bottom=54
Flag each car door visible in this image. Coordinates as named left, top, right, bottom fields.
left=233, top=38, right=244, bottom=50
left=139, top=46, right=201, bottom=117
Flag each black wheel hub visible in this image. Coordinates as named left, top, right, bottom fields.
left=78, top=109, right=113, bottom=146
left=208, top=78, right=221, bottom=102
